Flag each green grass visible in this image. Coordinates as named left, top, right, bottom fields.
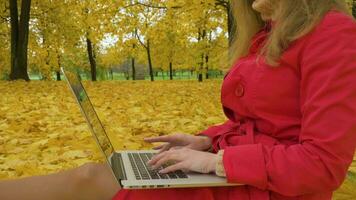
left=25, top=71, right=224, bottom=81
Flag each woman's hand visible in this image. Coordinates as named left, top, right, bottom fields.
left=144, top=133, right=212, bottom=153
left=147, top=148, right=218, bottom=174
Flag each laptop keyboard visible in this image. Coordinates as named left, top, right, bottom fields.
left=128, top=153, right=188, bottom=180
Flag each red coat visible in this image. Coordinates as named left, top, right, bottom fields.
left=113, top=11, right=356, bottom=200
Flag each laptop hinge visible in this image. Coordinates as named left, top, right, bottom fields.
left=111, top=153, right=127, bottom=182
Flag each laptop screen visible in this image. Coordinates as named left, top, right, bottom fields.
left=61, top=68, right=115, bottom=163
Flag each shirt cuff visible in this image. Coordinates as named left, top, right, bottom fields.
left=215, top=150, right=226, bottom=177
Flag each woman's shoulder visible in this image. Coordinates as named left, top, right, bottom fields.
left=289, top=10, right=356, bottom=77
left=315, top=10, right=356, bottom=33
left=300, top=10, right=356, bottom=49
left=298, top=10, right=356, bottom=74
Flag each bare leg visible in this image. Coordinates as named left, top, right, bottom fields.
left=0, top=163, right=120, bottom=200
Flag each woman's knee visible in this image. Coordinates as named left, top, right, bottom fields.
left=70, top=163, right=121, bottom=199
left=72, top=163, right=105, bottom=186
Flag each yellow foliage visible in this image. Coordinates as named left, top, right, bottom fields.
left=0, top=4, right=10, bottom=76
left=0, top=81, right=355, bottom=199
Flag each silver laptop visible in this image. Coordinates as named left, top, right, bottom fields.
left=61, top=67, right=239, bottom=189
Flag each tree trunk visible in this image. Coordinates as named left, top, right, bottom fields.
left=169, top=62, right=173, bottom=80
left=86, top=37, right=97, bottom=81
left=131, top=44, right=136, bottom=80
left=226, top=2, right=236, bottom=46
left=56, top=71, right=61, bottom=81
left=56, top=54, right=61, bottom=81
left=110, top=68, right=114, bottom=80
left=198, top=53, right=204, bottom=82
left=197, top=29, right=206, bottom=82
left=198, top=70, right=203, bottom=82
left=131, top=57, right=136, bottom=80
left=146, top=40, right=154, bottom=81
left=9, top=0, right=31, bottom=81
left=205, top=55, right=209, bottom=79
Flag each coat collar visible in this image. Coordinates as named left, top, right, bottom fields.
left=248, top=22, right=272, bottom=54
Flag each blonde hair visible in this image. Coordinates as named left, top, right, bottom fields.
left=229, top=0, right=351, bottom=67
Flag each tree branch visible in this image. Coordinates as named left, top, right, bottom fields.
left=124, top=2, right=181, bottom=10
left=134, top=28, right=147, bottom=49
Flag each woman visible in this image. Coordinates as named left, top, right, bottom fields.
left=1, top=0, right=355, bottom=199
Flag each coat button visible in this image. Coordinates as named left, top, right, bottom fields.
left=235, top=83, right=244, bottom=97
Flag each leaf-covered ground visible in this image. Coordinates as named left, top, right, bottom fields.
left=0, top=81, right=355, bottom=199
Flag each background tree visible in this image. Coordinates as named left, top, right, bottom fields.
left=215, top=0, right=235, bottom=45
left=29, top=0, right=75, bottom=80
left=0, top=0, right=10, bottom=79
left=77, top=0, right=118, bottom=81
left=150, top=6, right=188, bottom=80
left=1, top=0, right=229, bottom=81
left=9, top=0, right=32, bottom=81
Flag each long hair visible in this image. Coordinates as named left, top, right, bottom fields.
left=229, top=0, right=351, bottom=67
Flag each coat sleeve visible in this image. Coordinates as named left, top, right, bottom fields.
left=198, top=119, right=238, bottom=152
left=222, top=13, right=356, bottom=196
left=198, top=119, right=236, bottom=138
